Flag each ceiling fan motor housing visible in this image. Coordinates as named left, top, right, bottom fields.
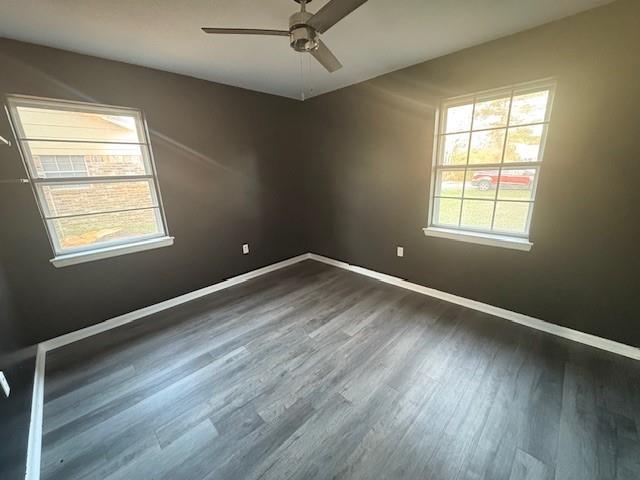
left=289, top=11, right=318, bottom=52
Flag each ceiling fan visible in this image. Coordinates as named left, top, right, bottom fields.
left=202, top=0, right=369, bottom=73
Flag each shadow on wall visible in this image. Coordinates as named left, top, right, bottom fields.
left=0, top=258, right=36, bottom=480
left=2, top=51, right=252, bottom=179
left=251, top=100, right=308, bottom=258
left=0, top=39, right=306, bottom=344
left=300, top=0, right=640, bottom=347
left=305, top=73, right=440, bottom=268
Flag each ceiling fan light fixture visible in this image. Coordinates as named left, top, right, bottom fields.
left=289, top=10, right=318, bottom=52
left=290, top=26, right=319, bottom=52
left=202, top=0, right=369, bottom=73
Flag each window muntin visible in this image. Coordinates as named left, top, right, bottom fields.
left=7, top=96, right=169, bottom=257
left=38, top=155, right=88, bottom=178
left=429, top=81, right=554, bottom=240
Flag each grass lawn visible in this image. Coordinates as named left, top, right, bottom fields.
left=54, top=210, right=158, bottom=248
left=435, top=183, right=532, bottom=233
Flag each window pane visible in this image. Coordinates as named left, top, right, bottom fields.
left=39, top=180, right=157, bottom=218
left=434, top=170, right=464, bottom=197
left=439, top=133, right=469, bottom=166
left=468, top=129, right=506, bottom=164
left=460, top=199, right=494, bottom=230
left=56, top=157, right=72, bottom=171
left=493, top=201, right=530, bottom=234
left=50, top=208, right=162, bottom=252
left=444, top=104, right=473, bottom=133
left=433, top=198, right=461, bottom=227
left=463, top=169, right=499, bottom=199
left=38, top=155, right=88, bottom=177
left=27, top=142, right=148, bottom=177
left=15, top=106, right=141, bottom=143
left=496, top=169, right=537, bottom=201
left=473, top=97, right=510, bottom=129
left=504, top=125, right=544, bottom=163
left=509, top=90, right=549, bottom=126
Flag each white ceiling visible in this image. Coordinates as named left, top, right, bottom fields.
left=0, top=0, right=613, bottom=100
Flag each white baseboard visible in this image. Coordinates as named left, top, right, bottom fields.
left=25, top=252, right=311, bottom=480
left=40, top=253, right=312, bottom=353
left=24, top=250, right=640, bottom=479
left=25, top=345, right=45, bottom=480
left=308, top=253, right=640, bottom=361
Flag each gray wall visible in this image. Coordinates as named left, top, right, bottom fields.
left=1, top=0, right=638, bottom=351
left=304, top=0, right=640, bottom=347
left=0, top=38, right=307, bottom=344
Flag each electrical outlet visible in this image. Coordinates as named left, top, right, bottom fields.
left=397, top=246, right=404, bottom=257
left=242, top=244, right=249, bottom=255
left=0, top=372, right=10, bottom=398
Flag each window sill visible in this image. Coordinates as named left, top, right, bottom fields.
left=423, top=227, right=532, bottom=251
left=50, top=236, right=174, bottom=268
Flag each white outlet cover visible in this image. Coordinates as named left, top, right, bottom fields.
left=0, top=372, right=10, bottom=397
left=242, top=244, right=249, bottom=254
left=397, top=246, right=404, bottom=257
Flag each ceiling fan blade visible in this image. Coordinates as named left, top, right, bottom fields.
left=307, top=0, right=368, bottom=33
left=201, top=28, right=289, bottom=36
left=310, top=39, right=342, bottom=73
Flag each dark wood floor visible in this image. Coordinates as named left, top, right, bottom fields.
left=41, top=260, right=640, bottom=480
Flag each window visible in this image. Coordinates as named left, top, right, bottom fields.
left=425, top=80, right=555, bottom=251
left=39, top=155, right=88, bottom=177
left=6, top=95, right=173, bottom=267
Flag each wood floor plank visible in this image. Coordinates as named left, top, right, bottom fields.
left=458, top=330, right=565, bottom=480
left=508, top=449, right=550, bottom=480
left=42, top=346, right=249, bottom=477
left=555, top=362, right=613, bottom=480
left=104, top=418, right=219, bottom=480
left=40, top=260, right=640, bottom=480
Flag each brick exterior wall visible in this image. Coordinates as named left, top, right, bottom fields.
left=35, top=154, right=158, bottom=249
left=84, top=154, right=146, bottom=176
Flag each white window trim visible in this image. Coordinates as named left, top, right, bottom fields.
left=50, top=236, right=175, bottom=268
left=423, top=227, right=532, bottom=251
left=5, top=94, right=172, bottom=267
left=425, top=78, right=556, bottom=251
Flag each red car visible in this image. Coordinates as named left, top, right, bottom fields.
left=471, top=170, right=534, bottom=191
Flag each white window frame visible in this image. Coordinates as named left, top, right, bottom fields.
left=5, top=95, right=173, bottom=267
left=424, top=79, right=556, bottom=251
